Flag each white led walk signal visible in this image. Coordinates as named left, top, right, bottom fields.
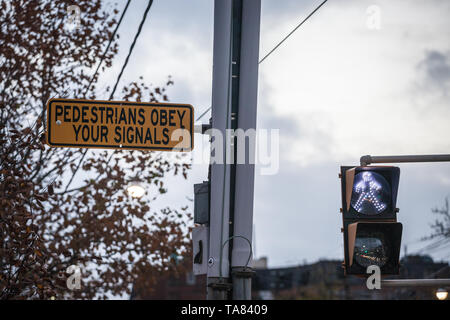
left=351, top=171, right=390, bottom=215
left=342, top=166, right=399, bottom=220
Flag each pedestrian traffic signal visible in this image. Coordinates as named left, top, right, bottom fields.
left=343, top=166, right=400, bottom=219
left=340, top=166, right=402, bottom=275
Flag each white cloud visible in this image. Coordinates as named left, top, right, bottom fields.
left=258, top=0, right=450, bottom=166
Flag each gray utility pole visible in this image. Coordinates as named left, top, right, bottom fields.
left=231, top=0, right=261, bottom=300
left=207, top=0, right=261, bottom=300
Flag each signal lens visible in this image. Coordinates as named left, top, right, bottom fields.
left=354, top=232, right=389, bottom=267
left=351, top=171, right=391, bottom=215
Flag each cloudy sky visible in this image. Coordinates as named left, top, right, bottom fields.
left=92, top=0, right=450, bottom=267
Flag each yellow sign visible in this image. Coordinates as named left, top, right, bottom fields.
left=46, top=98, right=193, bottom=151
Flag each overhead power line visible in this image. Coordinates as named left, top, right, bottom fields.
left=258, top=0, right=328, bottom=65
left=195, top=2, right=329, bottom=121
left=412, top=238, right=450, bottom=255
left=195, top=106, right=211, bottom=122
left=194, top=1, right=328, bottom=123
left=84, top=0, right=132, bottom=97
left=41, top=2, right=132, bottom=193
left=40, top=1, right=131, bottom=151
left=64, top=1, right=154, bottom=193
left=17, top=0, right=132, bottom=160
left=109, top=0, right=154, bottom=100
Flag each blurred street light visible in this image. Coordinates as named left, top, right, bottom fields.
left=126, top=181, right=145, bottom=199
left=436, top=288, right=448, bottom=300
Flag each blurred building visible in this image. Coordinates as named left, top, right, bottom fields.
left=252, top=255, right=450, bottom=300
left=130, top=255, right=449, bottom=300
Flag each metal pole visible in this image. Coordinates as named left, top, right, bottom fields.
left=207, top=0, right=233, bottom=300
left=207, top=0, right=261, bottom=300
left=381, top=279, right=450, bottom=287
left=230, top=0, right=261, bottom=300
left=360, top=154, right=450, bottom=166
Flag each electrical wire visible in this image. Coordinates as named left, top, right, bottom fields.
left=84, top=0, right=132, bottom=97
left=109, top=0, right=154, bottom=100
left=195, top=106, right=212, bottom=123
left=219, top=235, right=253, bottom=297
left=258, top=0, right=329, bottom=65
left=412, top=238, right=450, bottom=255
left=221, top=236, right=253, bottom=271
left=64, top=1, right=153, bottom=193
